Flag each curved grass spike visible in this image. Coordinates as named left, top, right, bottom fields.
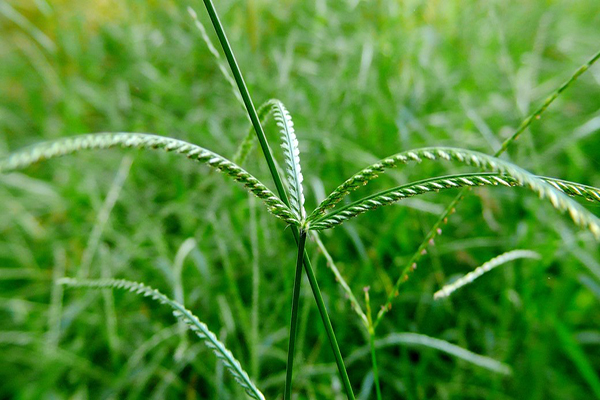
left=309, top=147, right=600, bottom=239
left=0, top=132, right=298, bottom=226
left=434, top=249, right=541, bottom=299
left=311, top=173, right=600, bottom=230
left=371, top=48, right=600, bottom=326
left=200, top=1, right=356, bottom=398
left=271, top=100, right=306, bottom=222
left=59, top=278, right=265, bottom=400
left=234, top=99, right=307, bottom=221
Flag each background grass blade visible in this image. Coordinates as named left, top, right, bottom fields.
left=346, top=333, right=512, bottom=376
left=552, top=316, right=600, bottom=398
left=188, top=7, right=246, bottom=110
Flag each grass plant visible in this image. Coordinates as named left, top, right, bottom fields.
left=1, top=0, right=600, bottom=398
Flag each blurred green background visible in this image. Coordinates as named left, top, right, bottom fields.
left=1, top=0, right=600, bottom=398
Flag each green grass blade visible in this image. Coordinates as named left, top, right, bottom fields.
left=59, top=278, right=266, bottom=400
left=79, top=156, right=133, bottom=279
left=0, top=2, right=55, bottom=52
left=345, top=332, right=512, bottom=376
left=0, top=132, right=297, bottom=225
left=200, top=1, right=355, bottom=397
left=364, top=289, right=382, bottom=400
left=553, top=316, right=600, bottom=398
left=188, top=7, right=246, bottom=110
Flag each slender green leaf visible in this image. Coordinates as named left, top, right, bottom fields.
left=345, top=332, right=512, bottom=376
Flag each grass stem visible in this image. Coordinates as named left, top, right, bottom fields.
left=284, top=230, right=307, bottom=400
left=200, top=1, right=355, bottom=398
left=365, top=288, right=382, bottom=400
left=301, top=246, right=356, bottom=399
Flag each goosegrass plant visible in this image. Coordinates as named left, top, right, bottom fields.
left=2, top=0, right=600, bottom=398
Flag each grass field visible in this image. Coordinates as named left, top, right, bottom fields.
left=1, top=0, right=600, bottom=399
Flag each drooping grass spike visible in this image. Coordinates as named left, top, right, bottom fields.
left=0, top=132, right=298, bottom=226
left=309, top=147, right=600, bottom=239
left=544, top=178, right=600, bottom=203
left=311, top=173, right=600, bottom=230
left=271, top=100, right=306, bottom=222
left=59, top=278, right=265, bottom=400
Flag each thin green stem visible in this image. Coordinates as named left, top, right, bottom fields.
left=250, top=195, right=260, bottom=379
left=200, top=2, right=355, bottom=398
left=314, top=233, right=368, bottom=326
left=201, top=0, right=288, bottom=205
left=496, top=49, right=600, bottom=156
left=285, top=230, right=307, bottom=400
left=301, top=246, right=356, bottom=400
left=374, top=192, right=464, bottom=328
left=365, top=288, right=382, bottom=400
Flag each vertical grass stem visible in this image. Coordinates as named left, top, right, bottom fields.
left=285, top=230, right=307, bottom=400
left=200, top=1, right=355, bottom=398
